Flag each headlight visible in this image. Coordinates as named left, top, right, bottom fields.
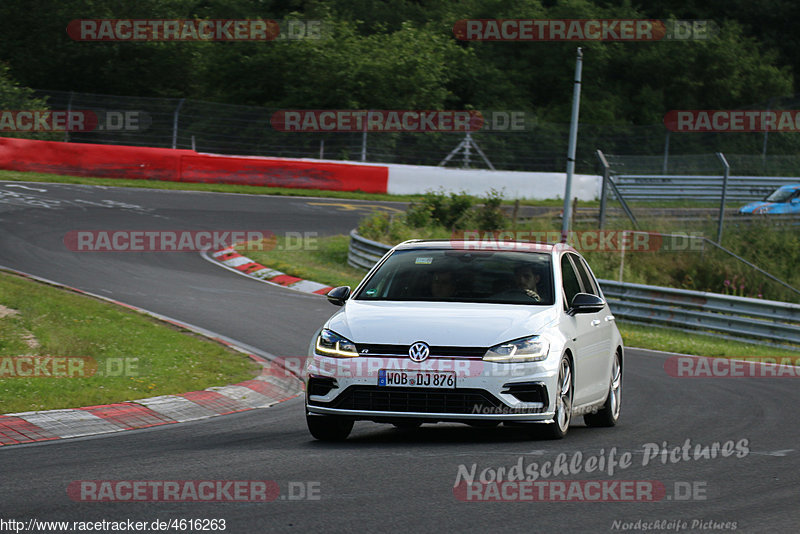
left=315, top=329, right=359, bottom=358
left=483, top=336, right=549, bottom=363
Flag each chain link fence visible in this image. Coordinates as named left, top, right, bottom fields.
left=25, top=89, right=800, bottom=176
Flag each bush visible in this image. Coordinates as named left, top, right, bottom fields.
left=405, top=190, right=474, bottom=230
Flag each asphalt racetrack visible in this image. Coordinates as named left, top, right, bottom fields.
left=0, top=181, right=797, bottom=533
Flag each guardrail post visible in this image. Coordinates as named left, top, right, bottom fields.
left=716, top=152, right=730, bottom=243
left=597, top=149, right=610, bottom=229
left=172, top=98, right=185, bottom=149
left=361, top=113, right=368, bottom=162
left=64, top=91, right=74, bottom=143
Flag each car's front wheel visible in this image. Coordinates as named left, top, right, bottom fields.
left=306, top=413, right=353, bottom=441
left=539, top=355, right=572, bottom=440
left=584, top=351, right=622, bottom=427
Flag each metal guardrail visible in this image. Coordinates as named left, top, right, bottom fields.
left=347, top=229, right=393, bottom=271
left=347, top=230, right=800, bottom=346
left=600, top=280, right=800, bottom=345
left=613, top=174, right=800, bottom=201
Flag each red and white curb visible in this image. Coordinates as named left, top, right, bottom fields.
left=207, top=247, right=334, bottom=295
left=0, top=267, right=304, bottom=447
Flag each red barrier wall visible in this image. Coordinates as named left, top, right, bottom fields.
left=0, top=137, right=184, bottom=181
left=0, top=137, right=389, bottom=193
left=180, top=153, right=388, bottom=193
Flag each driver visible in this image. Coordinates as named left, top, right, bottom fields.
left=513, top=264, right=542, bottom=302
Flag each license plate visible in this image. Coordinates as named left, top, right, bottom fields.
left=378, top=369, right=456, bottom=388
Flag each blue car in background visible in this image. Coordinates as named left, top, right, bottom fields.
left=739, top=184, right=800, bottom=214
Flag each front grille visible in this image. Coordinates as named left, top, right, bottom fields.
left=355, top=344, right=487, bottom=359
left=309, top=386, right=507, bottom=414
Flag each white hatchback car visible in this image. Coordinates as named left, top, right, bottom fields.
left=305, top=239, right=623, bottom=440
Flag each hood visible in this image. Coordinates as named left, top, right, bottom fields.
left=326, top=300, right=559, bottom=347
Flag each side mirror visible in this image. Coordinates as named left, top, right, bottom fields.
left=326, top=286, right=351, bottom=306
left=568, top=293, right=605, bottom=315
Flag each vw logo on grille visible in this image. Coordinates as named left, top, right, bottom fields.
left=408, top=342, right=430, bottom=362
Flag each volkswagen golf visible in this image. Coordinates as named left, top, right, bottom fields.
left=305, top=239, right=623, bottom=440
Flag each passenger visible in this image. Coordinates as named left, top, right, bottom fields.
left=430, top=270, right=456, bottom=298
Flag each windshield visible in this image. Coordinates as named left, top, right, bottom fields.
left=765, top=188, right=796, bottom=202
left=354, top=249, right=554, bottom=305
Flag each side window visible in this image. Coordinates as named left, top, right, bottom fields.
left=560, top=255, right=582, bottom=308
left=571, top=254, right=600, bottom=296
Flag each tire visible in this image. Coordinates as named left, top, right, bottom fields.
left=584, top=351, right=622, bottom=428
left=538, top=355, right=573, bottom=440
left=306, top=413, right=353, bottom=441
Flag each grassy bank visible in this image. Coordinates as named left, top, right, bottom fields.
left=0, top=271, right=260, bottom=414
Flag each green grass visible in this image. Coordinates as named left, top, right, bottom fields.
left=617, top=322, right=799, bottom=358
left=0, top=271, right=261, bottom=414
left=237, top=234, right=799, bottom=357
left=238, top=235, right=367, bottom=289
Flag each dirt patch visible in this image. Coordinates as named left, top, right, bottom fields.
left=0, top=304, right=40, bottom=350
left=0, top=304, right=19, bottom=319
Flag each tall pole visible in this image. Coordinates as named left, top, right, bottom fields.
left=561, top=47, right=583, bottom=243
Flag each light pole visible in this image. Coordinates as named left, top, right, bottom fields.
left=561, top=47, right=583, bottom=243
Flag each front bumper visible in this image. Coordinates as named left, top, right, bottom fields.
left=304, top=354, right=559, bottom=423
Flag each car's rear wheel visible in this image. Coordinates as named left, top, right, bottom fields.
left=584, top=351, right=622, bottom=427
left=306, top=413, right=353, bottom=441
left=538, top=355, right=572, bottom=440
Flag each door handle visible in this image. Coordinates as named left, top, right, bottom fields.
left=591, top=319, right=601, bottom=327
